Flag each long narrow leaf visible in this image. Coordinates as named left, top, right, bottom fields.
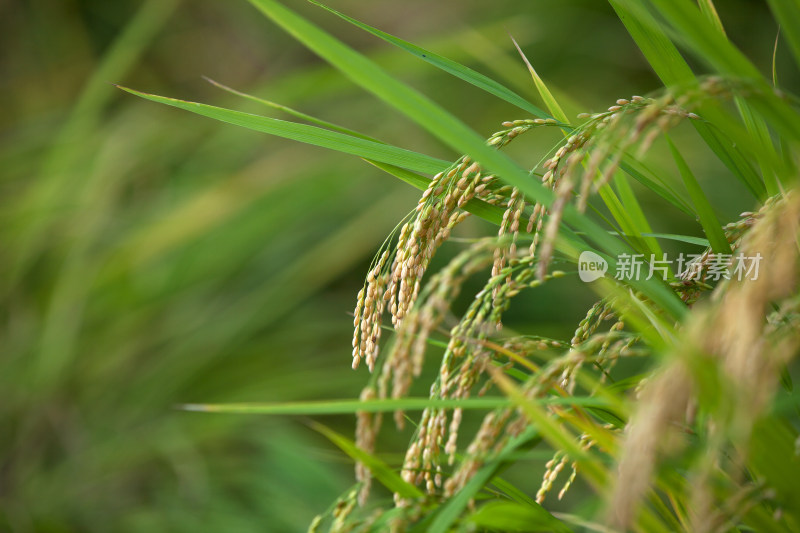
left=115, top=85, right=449, bottom=174
left=469, top=501, right=574, bottom=533
left=617, top=158, right=695, bottom=216
left=509, top=36, right=568, bottom=123
left=667, top=137, right=731, bottom=254
left=609, top=0, right=768, bottom=199
left=640, top=233, right=709, bottom=247
left=697, top=0, right=725, bottom=35
left=180, top=395, right=611, bottom=415
left=647, top=0, right=787, bottom=194
left=488, top=367, right=607, bottom=485
left=308, top=0, right=551, bottom=120
left=766, top=0, right=800, bottom=71
left=693, top=119, right=765, bottom=199
left=310, top=422, right=424, bottom=500
left=608, top=0, right=694, bottom=84
left=423, top=429, right=540, bottom=533
left=647, top=0, right=800, bottom=144
left=613, top=175, right=665, bottom=261
left=204, top=76, right=380, bottom=141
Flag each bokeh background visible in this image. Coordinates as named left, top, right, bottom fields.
left=1, top=1, right=791, bottom=531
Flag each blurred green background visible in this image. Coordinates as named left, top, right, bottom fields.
left=1, top=0, right=790, bottom=531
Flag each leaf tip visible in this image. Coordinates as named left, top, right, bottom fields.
left=178, top=403, right=212, bottom=412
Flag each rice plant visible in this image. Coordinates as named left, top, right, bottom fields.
left=116, top=0, right=799, bottom=531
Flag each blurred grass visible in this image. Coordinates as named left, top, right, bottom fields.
left=0, top=0, right=793, bottom=531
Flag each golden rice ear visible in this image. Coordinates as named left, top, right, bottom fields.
left=609, top=194, right=800, bottom=531
left=712, top=193, right=800, bottom=418
left=355, top=385, right=380, bottom=506
left=352, top=249, right=391, bottom=372
left=537, top=151, right=584, bottom=280
left=609, top=358, right=693, bottom=530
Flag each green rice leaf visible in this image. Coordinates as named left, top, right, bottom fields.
left=598, top=183, right=661, bottom=259
left=697, top=0, right=725, bottom=35
left=179, top=395, right=611, bottom=415
left=667, top=137, right=731, bottom=254
left=489, top=368, right=606, bottom=485
left=422, top=429, right=541, bottom=533
left=509, top=36, right=568, bottom=123
left=612, top=174, right=664, bottom=259
left=617, top=158, right=695, bottom=216
left=647, top=0, right=762, bottom=79
left=661, top=0, right=783, bottom=194
left=203, top=75, right=379, bottom=141
left=767, top=0, right=800, bottom=70
left=748, top=416, right=800, bottom=527
left=245, top=0, right=555, bottom=210
left=608, top=0, right=694, bottom=84
left=468, top=501, right=574, bottom=533
left=647, top=0, right=800, bottom=144
left=490, top=477, right=538, bottom=507
left=310, top=422, right=425, bottom=500
left=308, top=0, right=551, bottom=120
left=608, top=0, right=768, bottom=199
left=734, top=97, right=782, bottom=197
left=115, top=85, right=449, bottom=174
left=639, top=233, right=709, bottom=247
left=692, top=119, right=765, bottom=199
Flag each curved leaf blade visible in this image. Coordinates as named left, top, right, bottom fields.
left=308, top=0, right=551, bottom=120
left=469, top=501, right=574, bottom=533
left=115, top=85, right=449, bottom=175
left=311, top=422, right=424, bottom=500
left=180, top=395, right=611, bottom=415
